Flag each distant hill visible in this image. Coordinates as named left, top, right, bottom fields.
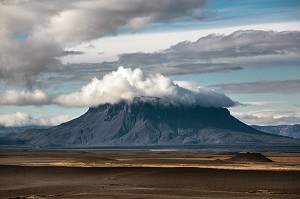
left=0, top=125, right=49, bottom=137
left=228, top=152, right=274, bottom=162
left=251, top=124, right=300, bottom=139
left=0, top=97, right=297, bottom=148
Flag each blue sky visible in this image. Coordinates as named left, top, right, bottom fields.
left=0, top=0, right=300, bottom=126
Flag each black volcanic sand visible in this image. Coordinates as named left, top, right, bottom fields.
left=0, top=151, right=300, bottom=199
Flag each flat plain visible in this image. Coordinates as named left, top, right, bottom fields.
left=0, top=150, right=299, bottom=199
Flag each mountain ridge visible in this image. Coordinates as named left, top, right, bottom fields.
left=252, top=124, right=300, bottom=139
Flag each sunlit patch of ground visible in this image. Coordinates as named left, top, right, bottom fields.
left=20, top=161, right=300, bottom=171
left=0, top=151, right=297, bottom=171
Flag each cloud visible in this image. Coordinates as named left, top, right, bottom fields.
left=62, top=51, right=85, bottom=56
left=93, top=30, right=300, bottom=76
left=231, top=109, right=300, bottom=125
left=87, top=44, right=96, bottom=49
left=168, top=30, right=300, bottom=58
left=0, top=112, right=71, bottom=127
left=210, top=80, right=300, bottom=94
left=0, top=38, right=63, bottom=88
left=240, top=101, right=283, bottom=106
left=54, top=67, right=236, bottom=108
left=0, top=89, right=51, bottom=106
left=0, top=0, right=208, bottom=86
left=0, top=67, right=236, bottom=108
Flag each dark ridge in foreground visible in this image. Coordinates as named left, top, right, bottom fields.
left=228, top=152, right=274, bottom=162
left=0, top=97, right=297, bottom=148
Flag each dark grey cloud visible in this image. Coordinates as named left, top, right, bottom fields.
left=43, top=63, right=118, bottom=85
left=0, top=0, right=208, bottom=87
left=34, top=30, right=300, bottom=86
left=210, top=80, right=300, bottom=94
left=168, top=30, right=300, bottom=58
left=42, top=62, right=239, bottom=86
left=62, top=51, right=85, bottom=56
left=0, top=39, right=63, bottom=88
left=95, top=30, right=300, bottom=76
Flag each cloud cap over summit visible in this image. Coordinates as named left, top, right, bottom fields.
left=54, top=67, right=237, bottom=108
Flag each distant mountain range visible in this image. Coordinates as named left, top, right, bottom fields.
left=0, top=97, right=297, bottom=148
left=252, top=124, right=300, bottom=139
left=0, top=125, right=49, bottom=137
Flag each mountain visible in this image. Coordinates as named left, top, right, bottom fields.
left=252, top=124, right=300, bottom=139
left=0, top=125, right=49, bottom=137
left=0, top=97, right=296, bottom=148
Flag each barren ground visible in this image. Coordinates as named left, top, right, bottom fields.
left=0, top=150, right=299, bottom=199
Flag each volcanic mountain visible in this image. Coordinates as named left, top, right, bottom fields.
left=1, top=97, right=296, bottom=148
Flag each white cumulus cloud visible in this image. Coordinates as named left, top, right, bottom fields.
left=0, top=89, right=51, bottom=105
left=231, top=109, right=300, bottom=125
left=54, top=67, right=236, bottom=107
left=0, top=112, right=71, bottom=127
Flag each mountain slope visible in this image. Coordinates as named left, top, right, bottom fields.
left=1, top=97, right=296, bottom=148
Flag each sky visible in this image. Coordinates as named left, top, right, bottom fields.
left=0, top=0, right=300, bottom=127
